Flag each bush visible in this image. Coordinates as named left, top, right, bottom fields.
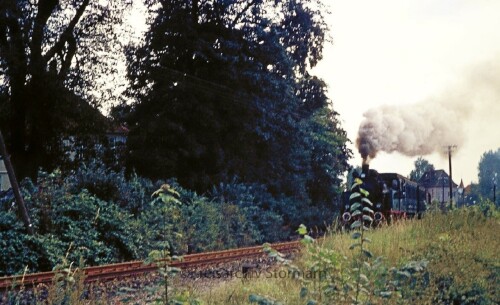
left=0, top=211, right=40, bottom=276
left=210, top=181, right=291, bottom=242
left=1, top=161, right=342, bottom=276
left=0, top=168, right=139, bottom=274
left=135, top=182, right=263, bottom=256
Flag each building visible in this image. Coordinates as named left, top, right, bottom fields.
left=106, top=125, right=129, bottom=149
left=0, top=157, right=10, bottom=191
left=0, top=125, right=129, bottom=192
left=418, top=169, right=458, bottom=205
left=63, top=124, right=129, bottom=162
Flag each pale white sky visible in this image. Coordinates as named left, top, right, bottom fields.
left=313, top=0, right=500, bottom=184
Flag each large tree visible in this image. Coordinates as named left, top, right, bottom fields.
left=125, top=0, right=350, bottom=201
left=409, top=156, right=435, bottom=182
left=0, top=0, right=130, bottom=178
left=478, top=148, right=500, bottom=202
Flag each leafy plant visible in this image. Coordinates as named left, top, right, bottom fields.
left=141, top=184, right=203, bottom=305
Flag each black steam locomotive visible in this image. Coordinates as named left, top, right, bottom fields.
left=341, top=164, right=427, bottom=226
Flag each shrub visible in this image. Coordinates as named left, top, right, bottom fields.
left=0, top=211, right=40, bottom=276
left=1, top=161, right=343, bottom=277
left=210, top=181, right=290, bottom=242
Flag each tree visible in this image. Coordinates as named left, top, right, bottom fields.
left=0, top=0, right=131, bottom=178
left=478, top=148, right=500, bottom=201
left=125, top=0, right=350, bottom=201
left=409, top=157, right=435, bottom=182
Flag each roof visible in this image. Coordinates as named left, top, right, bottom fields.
left=418, top=169, right=458, bottom=188
left=107, top=124, right=129, bottom=135
left=379, top=173, right=418, bottom=186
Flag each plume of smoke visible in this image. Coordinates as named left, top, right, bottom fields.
left=356, top=102, right=466, bottom=163
left=356, top=56, right=500, bottom=164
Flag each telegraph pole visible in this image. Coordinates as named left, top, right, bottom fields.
left=0, top=130, right=33, bottom=235
left=494, top=173, right=497, bottom=206
left=446, top=145, right=457, bottom=209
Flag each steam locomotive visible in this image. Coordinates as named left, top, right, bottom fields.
left=341, top=164, right=428, bottom=226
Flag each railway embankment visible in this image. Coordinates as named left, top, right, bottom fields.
left=195, top=201, right=499, bottom=305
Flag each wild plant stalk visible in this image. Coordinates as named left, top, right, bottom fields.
left=149, top=184, right=183, bottom=304
left=163, top=206, right=169, bottom=305
left=348, top=177, right=374, bottom=304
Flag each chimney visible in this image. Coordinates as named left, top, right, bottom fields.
left=361, top=164, right=369, bottom=178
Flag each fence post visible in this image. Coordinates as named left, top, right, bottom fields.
left=0, top=130, right=33, bottom=235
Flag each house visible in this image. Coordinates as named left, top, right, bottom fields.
left=63, top=124, right=129, bottom=162
left=1, top=122, right=128, bottom=191
left=0, top=157, right=10, bottom=191
left=418, top=169, right=458, bottom=205
left=106, top=125, right=129, bottom=149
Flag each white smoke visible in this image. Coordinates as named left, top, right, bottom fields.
left=356, top=56, right=500, bottom=163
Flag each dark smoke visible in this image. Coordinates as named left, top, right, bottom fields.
left=356, top=56, right=500, bottom=163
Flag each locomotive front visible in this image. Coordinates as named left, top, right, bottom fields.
left=341, top=164, right=389, bottom=227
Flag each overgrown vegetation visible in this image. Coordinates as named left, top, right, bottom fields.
left=0, top=160, right=335, bottom=277
left=194, top=201, right=499, bottom=305
left=2, top=164, right=498, bottom=304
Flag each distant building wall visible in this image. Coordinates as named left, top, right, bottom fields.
left=0, top=158, right=11, bottom=191
left=427, top=186, right=458, bottom=204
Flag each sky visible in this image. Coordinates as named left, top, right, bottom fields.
left=121, top=0, right=500, bottom=185
left=312, top=0, right=500, bottom=185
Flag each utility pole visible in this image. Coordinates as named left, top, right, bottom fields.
left=446, top=145, right=457, bottom=209
left=494, top=173, right=497, bottom=206
left=0, top=130, right=33, bottom=235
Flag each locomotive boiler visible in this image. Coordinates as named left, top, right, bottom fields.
left=341, top=164, right=427, bottom=226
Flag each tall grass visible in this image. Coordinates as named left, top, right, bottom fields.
left=195, top=201, right=499, bottom=305
left=3, top=202, right=497, bottom=304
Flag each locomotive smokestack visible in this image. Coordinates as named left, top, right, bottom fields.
left=361, top=164, right=369, bottom=178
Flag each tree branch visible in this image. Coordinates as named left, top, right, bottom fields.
left=58, top=34, right=77, bottom=79
left=231, top=0, right=258, bottom=28
left=43, top=0, right=90, bottom=64
left=0, top=1, right=28, bottom=85
left=30, top=0, right=58, bottom=75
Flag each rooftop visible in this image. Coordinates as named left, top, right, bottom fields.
left=418, top=169, right=458, bottom=188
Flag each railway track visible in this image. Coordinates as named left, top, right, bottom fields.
left=0, top=241, right=301, bottom=290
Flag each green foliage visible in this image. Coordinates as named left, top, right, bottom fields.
left=1, top=165, right=147, bottom=275
left=66, top=160, right=123, bottom=202
left=249, top=294, right=284, bottom=305
left=0, top=0, right=131, bottom=178
left=0, top=211, right=40, bottom=276
left=477, top=148, right=500, bottom=201
left=248, top=178, right=432, bottom=305
left=31, top=170, right=138, bottom=266
left=409, top=157, right=435, bottom=182
left=304, top=108, right=352, bottom=205
left=7, top=162, right=306, bottom=273
left=258, top=223, right=430, bottom=305
left=210, top=181, right=288, bottom=243
left=125, top=0, right=350, bottom=206
left=194, top=200, right=498, bottom=305
left=0, top=159, right=346, bottom=277
left=66, top=160, right=159, bottom=214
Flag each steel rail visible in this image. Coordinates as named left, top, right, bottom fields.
left=0, top=240, right=301, bottom=290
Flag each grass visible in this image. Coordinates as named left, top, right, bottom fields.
left=192, top=202, right=499, bottom=305
left=3, top=202, right=498, bottom=304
